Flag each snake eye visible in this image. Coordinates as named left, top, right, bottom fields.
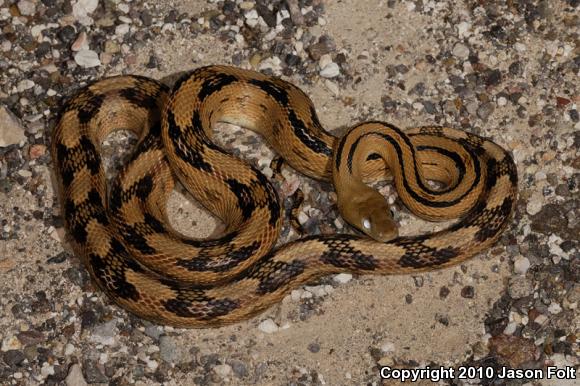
left=362, top=218, right=371, bottom=230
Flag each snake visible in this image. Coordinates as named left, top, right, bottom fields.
left=51, top=65, right=518, bottom=328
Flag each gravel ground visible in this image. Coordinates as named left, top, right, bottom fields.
left=0, top=0, right=578, bottom=385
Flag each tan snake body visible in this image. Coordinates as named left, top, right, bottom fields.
left=51, top=65, right=518, bottom=327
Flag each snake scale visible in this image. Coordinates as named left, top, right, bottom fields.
left=52, top=65, right=518, bottom=328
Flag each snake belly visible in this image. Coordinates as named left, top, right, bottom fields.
left=51, top=65, right=518, bottom=327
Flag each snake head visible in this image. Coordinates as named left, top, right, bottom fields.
left=339, top=188, right=399, bottom=243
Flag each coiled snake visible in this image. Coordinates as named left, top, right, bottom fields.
left=52, top=65, right=518, bottom=327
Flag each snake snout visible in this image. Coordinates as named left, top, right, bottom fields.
left=358, top=203, right=399, bottom=242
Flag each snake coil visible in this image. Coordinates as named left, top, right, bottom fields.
left=52, top=66, right=518, bottom=327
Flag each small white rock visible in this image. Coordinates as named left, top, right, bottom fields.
left=503, top=322, right=517, bottom=335
left=513, top=256, right=530, bottom=275
left=514, top=42, right=526, bottom=52
left=18, top=169, right=32, bottom=178
left=497, top=96, right=507, bottom=107
left=333, top=273, right=352, bottom=284
left=456, top=21, right=471, bottom=38
left=17, top=79, right=35, bottom=92
left=452, top=42, right=470, bottom=59
left=318, top=54, right=332, bottom=69
left=245, top=9, right=258, bottom=20
left=118, top=15, right=132, bottom=24
left=0, top=106, right=26, bottom=147
left=74, top=49, right=101, bottom=68
left=64, top=343, right=75, bottom=356
left=320, top=62, right=340, bottom=78
left=213, top=364, right=232, bottom=378
left=72, top=0, right=99, bottom=18
left=17, top=0, right=36, bottom=16
left=1, top=40, right=12, bottom=52
left=258, top=319, right=279, bottom=333
left=548, top=302, right=562, bottom=315
left=41, top=362, right=55, bottom=378
left=380, top=342, right=395, bottom=353
left=245, top=17, right=259, bottom=28
left=146, top=358, right=158, bottom=370
left=290, top=289, right=303, bottom=301
left=117, top=3, right=129, bottom=13
left=325, top=79, right=339, bottom=95
left=1, top=335, right=22, bottom=351
left=65, top=364, right=87, bottom=386
left=305, top=285, right=327, bottom=297
left=30, top=24, right=45, bottom=38
left=115, top=23, right=130, bottom=36
left=525, top=191, right=543, bottom=215
left=297, top=212, right=309, bottom=225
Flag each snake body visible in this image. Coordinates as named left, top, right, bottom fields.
left=52, top=65, right=518, bottom=327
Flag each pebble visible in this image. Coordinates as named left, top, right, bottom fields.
left=452, top=42, right=470, bottom=59
left=513, top=256, right=530, bottom=275
left=308, top=342, right=320, bottom=353
left=320, top=62, right=340, bottom=78
left=17, top=79, right=35, bottom=92
left=17, top=0, right=35, bottom=16
left=228, top=359, right=248, bottom=378
left=74, top=49, right=101, bottom=68
left=548, top=302, right=562, bottom=314
left=158, top=335, right=178, bottom=362
left=145, top=358, right=158, bottom=370
left=41, top=362, right=55, bottom=378
left=258, top=319, right=279, bottom=333
left=503, top=322, right=517, bottom=335
left=508, top=276, right=533, bottom=299
left=304, top=285, right=333, bottom=297
left=115, top=23, right=130, bottom=36
left=526, top=191, right=544, bottom=215
left=71, top=31, right=89, bottom=51
left=380, top=342, right=395, bottom=353
left=297, top=211, right=309, bottom=224
left=0, top=106, right=26, bottom=147
left=83, top=360, right=107, bottom=383
left=477, top=102, right=495, bottom=120
left=213, top=364, right=232, bottom=378
left=18, top=169, right=32, bottom=178
left=245, top=9, right=258, bottom=20
left=72, top=0, right=99, bottom=24
left=308, top=41, right=334, bottom=60
left=64, top=343, right=75, bottom=356
left=1, top=40, right=11, bottom=52
left=1, top=336, right=22, bottom=351
left=456, top=21, right=471, bottom=37
left=333, top=273, right=352, bottom=284
left=144, top=325, right=162, bottom=340
left=290, top=289, right=303, bottom=301
left=239, top=2, right=254, bottom=10
left=66, top=364, right=88, bottom=386
left=89, top=319, right=116, bottom=346
left=286, top=0, right=304, bottom=25
left=117, top=3, right=129, bottom=13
